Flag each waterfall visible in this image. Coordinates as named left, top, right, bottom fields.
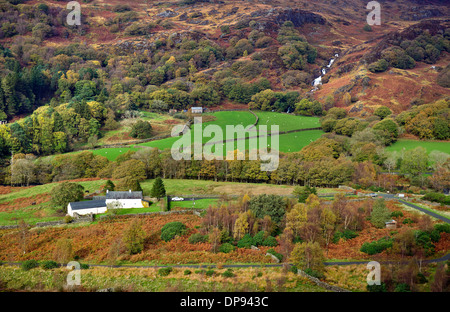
left=311, top=53, right=338, bottom=92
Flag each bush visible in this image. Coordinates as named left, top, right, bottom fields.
left=188, top=233, right=208, bottom=244
left=80, top=263, right=90, bottom=270
left=161, top=222, right=186, bottom=242
left=332, top=229, right=359, bottom=243
left=368, top=59, right=388, bottom=73
left=184, top=269, right=191, bottom=275
left=304, top=268, right=325, bottom=279
left=130, top=120, right=152, bottom=139
left=158, top=267, right=173, bottom=276
left=267, top=248, right=283, bottom=262
left=367, top=283, right=387, bottom=292
left=64, top=215, right=73, bottom=224
left=41, top=260, right=59, bottom=270
left=402, top=218, right=413, bottom=224
left=415, top=230, right=436, bottom=255
left=21, top=260, right=39, bottom=271
left=423, top=192, right=450, bottom=205
left=360, top=237, right=393, bottom=255
left=391, top=211, right=404, bottom=218
left=253, top=231, right=266, bottom=246
left=205, top=269, right=215, bottom=277
left=434, top=223, right=450, bottom=234
left=394, top=283, right=411, bottom=292
left=363, top=24, right=373, bottom=32
left=262, top=236, right=278, bottom=247
left=222, top=269, right=235, bottom=278
left=237, top=234, right=255, bottom=248
left=219, top=243, right=235, bottom=253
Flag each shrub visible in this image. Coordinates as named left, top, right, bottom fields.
left=41, top=260, right=59, bottom=270
left=219, top=243, right=235, bottom=253
left=205, top=269, right=215, bottom=277
left=363, top=24, right=373, bottom=32
left=367, top=283, right=387, bottom=292
left=237, top=234, right=255, bottom=248
left=402, top=218, right=413, bottom=224
left=161, top=222, right=186, bottom=242
left=391, top=211, right=404, bottom=218
left=267, top=248, right=283, bottom=262
left=184, top=269, right=191, bottom=275
left=80, top=263, right=90, bottom=270
left=434, top=223, right=450, bottom=234
left=360, top=237, right=393, bottom=255
left=253, top=231, right=266, bottom=246
left=64, top=215, right=73, bottom=224
left=130, top=120, right=152, bottom=139
left=21, top=260, right=39, bottom=271
left=158, top=267, right=173, bottom=276
left=188, top=233, right=208, bottom=244
left=423, top=192, right=450, bottom=205
left=304, top=268, right=325, bottom=279
left=262, top=236, right=278, bottom=247
left=394, top=283, right=411, bottom=292
left=332, top=229, right=359, bottom=243
left=222, top=269, right=235, bottom=278
left=368, top=59, right=388, bottom=73
left=415, top=230, right=436, bottom=255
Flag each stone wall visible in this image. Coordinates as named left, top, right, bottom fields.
left=297, top=269, right=351, bottom=292
left=0, top=215, right=94, bottom=230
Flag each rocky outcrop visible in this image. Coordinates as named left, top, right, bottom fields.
left=250, top=7, right=327, bottom=31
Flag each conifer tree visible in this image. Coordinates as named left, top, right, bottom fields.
left=151, top=177, right=166, bottom=200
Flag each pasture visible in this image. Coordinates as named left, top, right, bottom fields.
left=386, top=140, right=450, bottom=155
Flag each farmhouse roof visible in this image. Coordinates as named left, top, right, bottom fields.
left=69, top=200, right=106, bottom=211
left=106, top=190, right=143, bottom=200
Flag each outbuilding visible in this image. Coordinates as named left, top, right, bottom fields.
left=67, top=200, right=107, bottom=217
left=191, top=107, right=203, bottom=114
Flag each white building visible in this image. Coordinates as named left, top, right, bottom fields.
left=105, top=190, right=144, bottom=208
left=67, top=199, right=107, bottom=217
left=191, top=107, right=203, bottom=114
left=67, top=190, right=145, bottom=217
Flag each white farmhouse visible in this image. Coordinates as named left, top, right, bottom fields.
left=67, top=190, right=145, bottom=217
left=105, top=190, right=144, bottom=208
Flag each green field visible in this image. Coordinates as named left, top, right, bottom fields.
left=386, top=140, right=450, bottom=155
left=255, top=111, right=321, bottom=132
left=139, top=111, right=323, bottom=156
left=53, top=111, right=324, bottom=161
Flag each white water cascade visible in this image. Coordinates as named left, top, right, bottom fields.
left=311, top=53, right=339, bottom=92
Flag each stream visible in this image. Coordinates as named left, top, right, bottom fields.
left=311, top=53, right=339, bottom=92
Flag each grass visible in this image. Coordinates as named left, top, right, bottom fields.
left=402, top=200, right=450, bottom=219
left=61, top=111, right=325, bottom=161
left=0, top=180, right=107, bottom=226
left=90, top=147, right=141, bottom=161
left=386, top=140, right=450, bottom=155
left=171, top=198, right=219, bottom=210
left=255, top=111, right=321, bottom=132
left=140, top=178, right=296, bottom=197
left=0, top=265, right=328, bottom=292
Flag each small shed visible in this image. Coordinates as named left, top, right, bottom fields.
left=191, top=107, right=203, bottom=114
left=385, top=219, right=397, bottom=229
